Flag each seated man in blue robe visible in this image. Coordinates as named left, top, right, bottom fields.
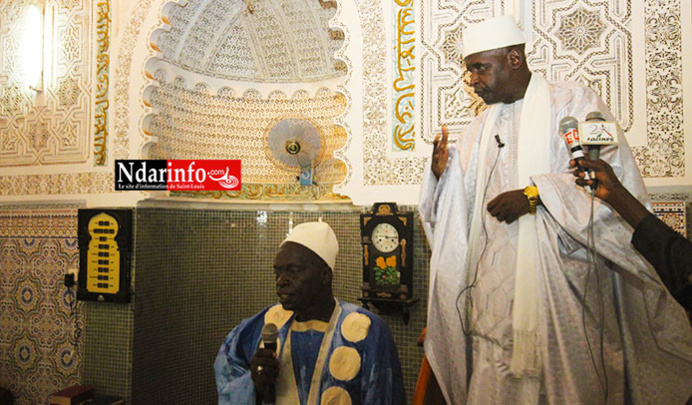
left=214, top=221, right=405, bottom=405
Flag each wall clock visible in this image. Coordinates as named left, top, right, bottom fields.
left=359, top=202, right=417, bottom=323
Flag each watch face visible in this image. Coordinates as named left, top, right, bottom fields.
left=371, top=223, right=399, bottom=253
left=524, top=186, right=539, bottom=199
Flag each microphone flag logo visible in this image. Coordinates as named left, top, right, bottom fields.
left=115, top=160, right=242, bottom=191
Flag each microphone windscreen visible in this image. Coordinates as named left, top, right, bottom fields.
left=261, top=323, right=279, bottom=352
left=261, top=323, right=279, bottom=343
left=579, top=111, right=619, bottom=146
left=585, top=111, right=605, bottom=122
left=559, top=116, right=578, bottom=134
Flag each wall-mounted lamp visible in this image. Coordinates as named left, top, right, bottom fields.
left=19, top=1, right=52, bottom=93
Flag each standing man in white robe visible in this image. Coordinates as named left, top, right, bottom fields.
left=419, top=15, right=692, bottom=404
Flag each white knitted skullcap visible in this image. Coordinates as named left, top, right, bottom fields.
left=462, top=15, right=526, bottom=58
left=281, top=221, right=338, bottom=271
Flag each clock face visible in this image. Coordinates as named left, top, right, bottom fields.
left=371, top=223, right=399, bottom=253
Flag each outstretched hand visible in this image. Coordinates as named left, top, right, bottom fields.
left=432, top=125, right=450, bottom=180
left=487, top=189, right=531, bottom=224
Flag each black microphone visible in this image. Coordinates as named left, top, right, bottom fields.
left=559, top=116, right=592, bottom=193
left=260, top=323, right=278, bottom=405
left=494, top=134, right=505, bottom=148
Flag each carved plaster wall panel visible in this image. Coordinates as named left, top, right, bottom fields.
left=113, top=0, right=156, bottom=165
left=0, top=0, right=349, bottom=201
left=145, top=79, right=348, bottom=185
left=631, top=0, right=685, bottom=177
left=355, top=0, right=427, bottom=186
left=0, top=0, right=124, bottom=201
left=391, top=0, right=416, bottom=151
left=0, top=172, right=112, bottom=196
left=530, top=1, right=633, bottom=129
left=0, top=0, right=96, bottom=167
left=93, top=0, right=111, bottom=166
left=2, top=0, right=687, bottom=203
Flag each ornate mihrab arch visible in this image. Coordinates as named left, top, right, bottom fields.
left=117, top=0, right=350, bottom=201
left=143, top=0, right=349, bottom=201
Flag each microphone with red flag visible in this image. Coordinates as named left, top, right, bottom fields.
left=560, top=116, right=592, bottom=194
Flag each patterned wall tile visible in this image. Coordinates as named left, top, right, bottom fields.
left=651, top=201, right=687, bottom=236
left=0, top=209, right=82, bottom=405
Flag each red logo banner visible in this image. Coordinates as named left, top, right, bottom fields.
left=166, top=160, right=241, bottom=191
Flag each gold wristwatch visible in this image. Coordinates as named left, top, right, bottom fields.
left=523, top=186, right=539, bottom=215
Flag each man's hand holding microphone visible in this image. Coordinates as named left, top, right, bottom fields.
left=570, top=158, right=649, bottom=229
left=251, top=323, right=279, bottom=404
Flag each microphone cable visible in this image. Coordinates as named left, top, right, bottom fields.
left=583, top=189, right=609, bottom=401
left=457, top=134, right=504, bottom=336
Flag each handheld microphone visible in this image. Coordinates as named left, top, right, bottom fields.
left=579, top=111, right=619, bottom=161
left=579, top=112, right=619, bottom=186
left=559, top=116, right=592, bottom=193
left=260, top=323, right=278, bottom=405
